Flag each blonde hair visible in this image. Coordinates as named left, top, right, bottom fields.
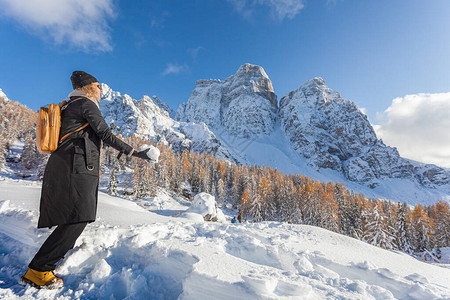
left=79, top=82, right=99, bottom=100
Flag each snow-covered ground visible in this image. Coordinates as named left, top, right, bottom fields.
left=0, top=179, right=449, bottom=300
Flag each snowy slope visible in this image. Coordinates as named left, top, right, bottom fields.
left=1, top=179, right=449, bottom=299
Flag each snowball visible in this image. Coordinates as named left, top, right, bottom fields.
left=139, top=145, right=160, bottom=163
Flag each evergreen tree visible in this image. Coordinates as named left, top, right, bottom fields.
left=216, top=178, right=226, bottom=205
left=249, top=191, right=264, bottom=222
left=281, top=178, right=302, bottom=224
left=132, top=165, right=141, bottom=199
left=131, top=159, right=159, bottom=200
left=107, top=165, right=119, bottom=196
left=21, top=134, right=38, bottom=171
left=154, top=150, right=169, bottom=189
left=36, top=153, right=49, bottom=180
left=190, top=159, right=201, bottom=193
left=319, top=183, right=339, bottom=232
left=99, top=147, right=109, bottom=176
left=394, top=202, right=413, bottom=253
left=383, top=200, right=398, bottom=248
left=139, top=165, right=157, bottom=198
left=257, top=176, right=274, bottom=220
left=429, top=201, right=450, bottom=249
left=230, top=174, right=240, bottom=209
left=122, top=173, right=133, bottom=196
left=0, top=134, right=7, bottom=169
left=299, top=179, right=316, bottom=226
left=199, top=165, right=211, bottom=194
left=363, top=201, right=395, bottom=249
left=410, top=204, right=434, bottom=253
left=239, top=187, right=251, bottom=220
left=349, top=196, right=364, bottom=239
left=336, top=184, right=350, bottom=234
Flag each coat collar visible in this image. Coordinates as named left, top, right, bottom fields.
left=68, top=90, right=100, bottom=108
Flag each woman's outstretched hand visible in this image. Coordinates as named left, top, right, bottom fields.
left=132, top=145, right=160, bottom=163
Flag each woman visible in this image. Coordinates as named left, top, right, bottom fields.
left=20, top=71, right=152, bottom=289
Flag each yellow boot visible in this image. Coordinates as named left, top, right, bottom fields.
left=19, top=268, right=63, bottom=289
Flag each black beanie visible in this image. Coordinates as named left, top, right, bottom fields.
left=70, top=71, right=98, bottom=89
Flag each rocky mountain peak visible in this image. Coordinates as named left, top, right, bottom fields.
left=304, top=77, right=326, bottom=88
left=151, top=95, right=175, bottom=118
left=281, top=77, right=344, bottom=109
left=177, top=63, right=278, bottom=138
left=100, top=83, right=121, bottom=102
left=139, top=95, right=170, bottom=119
left=229, top=63, right=277, bottom=108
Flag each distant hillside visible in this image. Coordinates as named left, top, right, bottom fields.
left=0, top=91, right=37, bottom=169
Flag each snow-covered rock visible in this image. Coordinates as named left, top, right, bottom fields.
left=151, top=95, right=175, bottom=118
left=176, top=63, right=278, bottom=138
left=413, top=162, right=450, bottom=187
left=183, top=192, right=226, bottom=222
left=99, top=83, right=237, bottom=161
left=0, top=88, right=9, bottom=101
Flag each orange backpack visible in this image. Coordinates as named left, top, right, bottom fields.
left=36, top=97, right=88, bottom=154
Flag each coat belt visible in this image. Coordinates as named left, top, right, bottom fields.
left=83, top=134, right=94, bottom=171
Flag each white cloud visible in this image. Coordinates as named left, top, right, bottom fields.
left=150, top=11, right=170, bottom=29
left=0, top=0, right=116, bottom=52
left=374, top=93, right=450, bottom=168
left=227, top=0, right=305, bottom=21
left=261, top=0, right=305, bottom=20
left=162, top=63, right=189, bottom=76
left=187, top=46, right=204, bottom=61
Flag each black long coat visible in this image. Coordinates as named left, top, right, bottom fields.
left=38, top=96, right=134, bottom=228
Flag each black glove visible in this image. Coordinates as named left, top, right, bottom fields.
left=133, top=149, right=150, bottom=160
left=132, top=149, right=157, bottom=162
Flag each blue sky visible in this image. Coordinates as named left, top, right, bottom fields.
left=0, top=0, right=447, bottom=117
left=0, top=0, right=449, bottom=166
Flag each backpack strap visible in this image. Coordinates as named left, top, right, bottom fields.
left=59, top=97, right=90, bottom=144
left=60, top=97, right=84, bottom=111
left=59, top=123, right=89, bottom=144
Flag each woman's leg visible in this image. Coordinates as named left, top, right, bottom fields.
left=28, top=222, right=88, bottom=271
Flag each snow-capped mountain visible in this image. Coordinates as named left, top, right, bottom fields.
left=176, top=64, right=278, bottom=138
left=99, top=84, right=236, bottom=161
left=279, top=77, right=450, bottom=189
left=177, top=64, right=450, bottom=204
